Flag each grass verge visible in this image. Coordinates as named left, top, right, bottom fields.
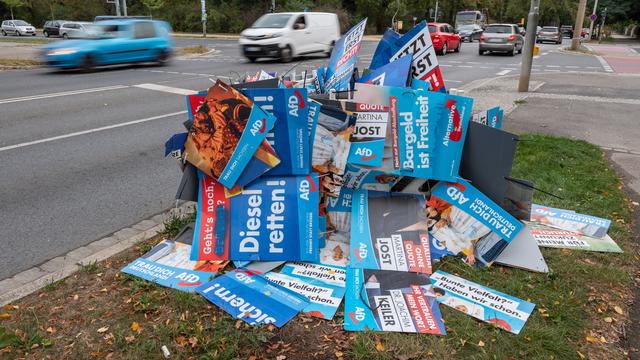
left=177, top=45, right=210, bottom=55
left=0, top=59, right=41, bottom=67
left=0, top=134, right=635, bottom=359
left=0, top=37, right=50, bottom=45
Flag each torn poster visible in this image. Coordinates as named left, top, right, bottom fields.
left=243, top=88, right=310, bottom=175
left=471, top=106, right=503, bottom=129
left=322, top=18, right=367, bottom=93
left=183, top=80, right=280, bottom=189
left=528, top=222, right=622, bottom=253
left=344, top=268, right=446, bottom=334
left=350, top=191, right=433, bottom=274
left=430, top=270, right=535, bottom=334
left=358, top=54, right=412, bottom=87
left=197, top=269, right=309, bottom=327
left=229, top=173, right=319, bottom=262
left=321, top=188, right=353, bottom=267
left=530, top=204, right=611, bottom=238
left=122, top=238, right=226, bottom=292
left=264, top=262, right=346, bottom=320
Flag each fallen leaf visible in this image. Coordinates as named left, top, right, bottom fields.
left=335, top=351, right=344, bottom=357
left=0, top=313, right=11, bottom=319
left=46, top=326, right=55, bottom=334
left=586, top=335, right=598, bottom=343
left=276, top=356, right=286, bottom=360
left=460, top=339, right=467, bottom=347
left=577, top=351, right=585, bottom=359
left=131, top=322, right=141, bottom=332
left=600, top=336, right=607, bottom=343
left=375, top=341, right=385, bottom=352
left=124, top=335, right=135, bottom=343
left=100, top=288, right=108, bottom=292
left=614, top=306, right=623, bottom=315
left=31, top=343, right=39, bottom=349
left=97, top=326, right=109, bottom=333
left=604, top=317, right=613, bottom=323
left=189, top=336, right=198, bottom=348
left=235, top=320, right=242, bottom=329
left=478, top=340, right=485, bottom=347
left=3, top=304, right=15, bottom=311
left=73, top=294, right=79, bottom=301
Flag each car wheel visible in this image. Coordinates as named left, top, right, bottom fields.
left=518, top=44, right=523, bottom=54
left=1, top=30, right=6, bottom=36
left=63, top=33, right=68, bottom=40
left=16, top=31, right=21, bottom=37
left=32, top=33, right=36, bottom=36
left=156, top=49, right=170, bottom=65
left=509, top=46, right=516, bottom=56
left=439, top=42, right=447, bottom=56
left=43, top=31, right=49, bottom=37
left=246, top=57, right=257, bottom=63
left=81, top=54, right=95, bottom=72
left=280, top=44, right=292, bottom=63
left=454, top=41, right=461, bottom=53
left=478, top=48, right=484, bottom=55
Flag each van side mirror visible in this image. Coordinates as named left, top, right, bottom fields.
left=293, top=23, right=305, bottom=30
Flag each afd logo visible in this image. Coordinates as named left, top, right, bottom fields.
left=348, top=306, right=366, bottom=325
left=355, top=147, right=376, bottom=162
left=445, top=182, right=469, bottom=206
left=353, top=242, right=368, bottom=262
left=533, top=207, right=557, bottom=217
left=445, top=99, right=463, bottom=142
left=288, top=89, right=306, bottom=119
left=176, top=272, right=202, bottom=287
left=249, top=118, right=267, bottom=136
left=299, top=175, right=317, bottom=201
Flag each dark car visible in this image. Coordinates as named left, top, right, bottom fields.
left=43, top=20, right=65, bottom=37
left=457, top=24, right=483, bottom=42
left=560, top=25, right=573, bottom=38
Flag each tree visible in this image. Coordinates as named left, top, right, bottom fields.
left=142, top=0, right=164, bottom=17
left=1, top=0, right=24, bottom=20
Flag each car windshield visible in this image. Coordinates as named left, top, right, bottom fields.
left=484, top=25, right=512, bottom=34
left=541, top=27, right=558, bottom=32
left=14, top=20, right=29, bottom=26
left=87, top=24, right=126, bottom=39
left=251, top=14, right=291, bottom=29
left=459, top=25, right=474, bottom=30
left=428, top=25, right=437, bottom=33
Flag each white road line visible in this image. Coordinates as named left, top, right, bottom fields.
left=0, top=85, right=129, bottom=105
left=544, top=69, right=561, bottom=72
left=595, top=55, right=614, bottom=72
left=565, top=65, right=579, bottom=68
left=496, top=69, right=512, bottom=76
left=546, top=65, right=561, bottom=67
left=444, top=79, right=463, bottom=83
left=440, top=64, right=452, bottom=67
left=457, top=65, right=472, bottom=68
left=134, top=83, right=197, bottom=95
left=0, top=111, right=187, bottom=153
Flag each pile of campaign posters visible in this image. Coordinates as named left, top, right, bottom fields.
left=345, top=268, right=446, bottom=334
left=528, top=222, right=622, bottom=252
left=530, top=204, right=611, bottom=239
left=430, top=271, right=535, bottom=335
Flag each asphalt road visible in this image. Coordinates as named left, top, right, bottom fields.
left=0, top=37, right=608, bottom=280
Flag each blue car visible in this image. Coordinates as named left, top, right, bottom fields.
left=42, top=19, right=173, bottom=70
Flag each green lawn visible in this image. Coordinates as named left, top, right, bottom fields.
left=0, top=134, right=635, bottom=359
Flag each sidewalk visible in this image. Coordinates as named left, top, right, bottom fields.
left=0, top=42, right=39, bottom=61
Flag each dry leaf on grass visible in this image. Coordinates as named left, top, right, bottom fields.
left=276, top=356, right=287, bottom=360
left=478, top=340, right=485, bottom=347
left=604, top=317, right=613, bottom=323
left=586, top=335, right=598, bottom=343
left=131, top=322, right=141, bottom=332
left=613, top=306, right=623, bottom=315
left=375, top=341, right=385, bottom=352
left=125, top=335, right=135, bottom=343
left=97, top=326, right=109, bottom=333
left=0, top=313, right=11, bottom=319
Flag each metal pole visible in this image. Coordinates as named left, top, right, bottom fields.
left=201, top=0, right=207, bottom=38
left=598, top=7, right=607, bottom=42
left=571, top=0, right=587, bottom=50
left=122, top=0, right=128, bottom=17
left=518, top=0, right=540, bottom=93
left=588, top=0, right=598, bottom=40
left=271, top=0, right=276, bottom=12
left=115, top=0, right=121, bottom=17
left=434, top=0, right=439, bottom=22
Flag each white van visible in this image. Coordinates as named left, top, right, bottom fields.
left=239, top=12, right=340, bottom=63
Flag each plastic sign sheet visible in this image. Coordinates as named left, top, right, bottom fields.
left=344, top=101, right=389, bottom=168
left=430, top=271, right=535, bottom=334
left=528, top=222, right=622, bottom=253
left=320, top=188, right=353, bottom=267
left=350, top=191, right=433, bottom=274
left=122, top=239, right=226, bottom=292
left=197, top=269, right=309, bottom=327
left=341, top=164, right=425, bottom=194
left=229, top=173, right=320, bottom=262
left=186, top=94, right=206, bottom=119
left=344, top=268, right=446, bottom=334
left=243, top=88, right=310, bottom=176
left=322, top=18, right=367, bottom=93
left=264, top=262, right=346, bottom=320
left=183, top=80, right=280, bottom=189
left=369, top=21, right=445, bottom=92
left=191, top=171, right=231, bottom=261
left=530, top=204, right=611, bottom=239
left=471, top=106, right=503, bottom=129
left=358, top=54, right=413, bottom=87
left=428, top=180, right=524, bottom=266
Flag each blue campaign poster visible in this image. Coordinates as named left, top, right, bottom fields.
left=432, top=94, right=474, bottom=182
left=322, top=18, right=367, bottom=93
left=229, top=174, right=319, bottom=262
left=344, top=268, right=446, bottom=334
left=197, top=269, right=309, bottom=327
left=530, top=204, right=611, bottom=238
left=264, top=262, right=346, bottom=320
left=358, top=54, right=412, bottom=87
left=430, top=270, right=535, bottom=334
left=243, top=88, right=310, bottom=175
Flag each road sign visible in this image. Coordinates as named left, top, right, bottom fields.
left=589, top=14, right=597, bottom=22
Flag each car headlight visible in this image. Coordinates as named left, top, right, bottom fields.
left=47, top=48, right=78, bottom=56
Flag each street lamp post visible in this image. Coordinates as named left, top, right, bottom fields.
left=588, top=0, right=598, bottom=40
left=518, top=0, right=540, bottom=92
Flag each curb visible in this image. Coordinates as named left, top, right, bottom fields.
left=0, top=202, right=195, bottom=306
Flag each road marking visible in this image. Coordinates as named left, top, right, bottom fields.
left=528, top=92, right=640, bottom=105
left=565, top=65, right=579, bottom=68
left=543, top=69, right=561, bottom=72
left=496, top=69, right=512, bottom=76
left=444, top=79, right=463, bottom=83
left=595, top=55, right=614, bottom=72
left=0, top=85, right=129, bottom=105
left=134, top=83, right=197, bottom=95
left=440, top=64, right=452, bottom=67
left=0, top=111, right=187, bottom=153
left=546, top=65, right=561, bottom=67
left=457, top=65, right=472, bottom=68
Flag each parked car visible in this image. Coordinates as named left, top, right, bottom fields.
left=456, top=24, right=483, bottom=42
left=479, top=24, right=524, bottom=56
left=43, top=20, right=65, bottom=37
left=59, top=22, right=94, bottom=39
left=239, top=12, right=340, bottom=63
left=536, top=26, right=562, bottom=44
left=41, top=20, right=173, bottom=71
left=1, top=20, right=36, bottom=36
left=560, top=25, right=573, bottom=38
left=428, top=22, right=461, bottom=55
